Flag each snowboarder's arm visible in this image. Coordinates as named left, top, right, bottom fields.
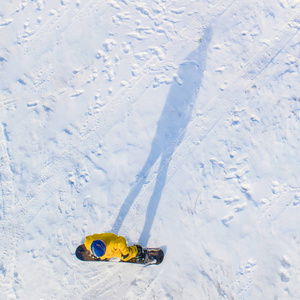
left=115, top=236, right=129, bottom=255
left=114, top=236, right=138, bottom=261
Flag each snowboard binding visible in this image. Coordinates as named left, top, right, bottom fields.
left=134, top=245, right=146, bottom=263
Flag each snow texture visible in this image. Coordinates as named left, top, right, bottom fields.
left=0, top=0, right=300, bottom=299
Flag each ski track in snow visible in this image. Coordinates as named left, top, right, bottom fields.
left=1, top=0, right=300, bottom=298
left=0, top=123, right=19, bottom=298
left=82, top=265, right=162, bottom=299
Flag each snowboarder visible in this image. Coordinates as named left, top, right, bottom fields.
left=77, top=232, right=145, bottom=262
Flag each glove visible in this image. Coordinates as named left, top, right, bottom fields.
left=121, top=253, right=129, bottom=260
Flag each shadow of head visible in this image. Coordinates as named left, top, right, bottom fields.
left=178, top=26, right=212, bottom=86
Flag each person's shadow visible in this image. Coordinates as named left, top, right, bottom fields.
left=112, top=27, right=212, bottom=245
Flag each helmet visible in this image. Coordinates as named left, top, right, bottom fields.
left=91, top=240, right=106, bottom=258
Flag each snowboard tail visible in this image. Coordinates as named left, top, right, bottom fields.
left=75, top=244, right=164, bottom=265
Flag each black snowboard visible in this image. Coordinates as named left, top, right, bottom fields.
left=76, top=244, right=164, bottom=265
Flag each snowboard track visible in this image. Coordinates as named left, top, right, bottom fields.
left=0, top=123, right=18, bottom=299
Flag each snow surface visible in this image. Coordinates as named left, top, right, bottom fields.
left=0, top=0, right=300, bottom=299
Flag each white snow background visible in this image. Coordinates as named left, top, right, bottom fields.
left=1, top=0, right=300, bottom=299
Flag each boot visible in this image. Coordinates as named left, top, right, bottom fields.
left=135, top=245, right=145, bottom=262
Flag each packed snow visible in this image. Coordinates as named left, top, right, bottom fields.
left=1, top=0, right=300, bottom=299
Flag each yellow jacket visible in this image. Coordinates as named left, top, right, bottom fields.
left=84, top=233, right=138, bottom=261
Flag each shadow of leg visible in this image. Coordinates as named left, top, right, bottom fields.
left=138, top=152, right=170, bottom=245
left=112, top=146, right=161, bottom=233
left=113, top=27, right=212, bottom=239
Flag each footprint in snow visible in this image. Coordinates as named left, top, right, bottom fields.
left=280, top=256, right=291, bottom=283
